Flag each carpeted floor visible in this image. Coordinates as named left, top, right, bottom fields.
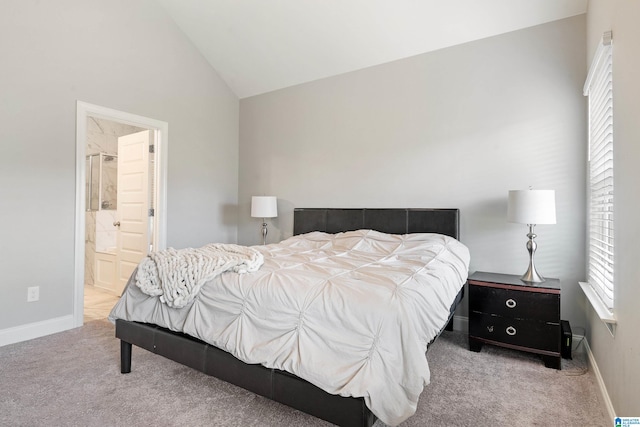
left=0, top=320, right=609, bottom=426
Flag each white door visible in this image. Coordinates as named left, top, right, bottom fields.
left=116, top=130, right=151, bottom=292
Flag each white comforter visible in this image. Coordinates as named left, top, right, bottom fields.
left=108, top=230, right=470, bottom=426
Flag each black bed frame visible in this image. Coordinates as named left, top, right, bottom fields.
left=116, top=208, right=463, bottom=427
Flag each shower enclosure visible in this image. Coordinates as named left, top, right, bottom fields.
left=86, top=152, right=119, bottom=295
left=86, top=152, right=117, bottom=211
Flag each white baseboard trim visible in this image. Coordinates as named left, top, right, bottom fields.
left=0, top=315, right=77, bottom=347
left=453, top=315, right=468, bottom=333
left=581, top=334, right=616, bottom=420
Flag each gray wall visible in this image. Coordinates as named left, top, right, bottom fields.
left=239, top=16, right=587, bottom=327
left=586, top=0, right=640, bottom=416
left=0, top=0, right=239, bottom=331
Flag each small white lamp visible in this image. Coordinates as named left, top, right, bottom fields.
left=251, top=196, right=278, bottom=245
left=508, top=189, right=556, bottom=283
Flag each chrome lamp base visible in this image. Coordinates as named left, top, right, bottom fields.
left=521, top=224, right=545, bottom=283
left=261, top=220, right=268, bottom=245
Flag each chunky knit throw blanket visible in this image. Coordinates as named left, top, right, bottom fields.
left=135, top=243, right=264, bottom=308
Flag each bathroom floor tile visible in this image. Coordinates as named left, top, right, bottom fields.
left=84, top=285, right=120, bottom=323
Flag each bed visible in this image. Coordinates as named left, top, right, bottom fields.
left=110, top=208, right=469, bottom=426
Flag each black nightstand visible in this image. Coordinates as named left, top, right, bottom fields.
left=468, top=271, right=561, bottom=369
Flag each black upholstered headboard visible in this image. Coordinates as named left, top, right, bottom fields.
left=293, top=208, right=460, bottom=239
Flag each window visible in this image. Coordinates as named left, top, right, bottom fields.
left=581, top=31, right=615, bottom=321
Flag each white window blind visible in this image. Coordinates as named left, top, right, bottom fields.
left=583, top=31, right=614, bottom=311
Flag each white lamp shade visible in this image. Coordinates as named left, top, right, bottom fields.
left=507, top=190, right=556, bottom=225
left=251, top=196, right=278, bottom=218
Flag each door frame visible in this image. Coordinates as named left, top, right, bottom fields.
left=74, top=101, right=168, bottom=327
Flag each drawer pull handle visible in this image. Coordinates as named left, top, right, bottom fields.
left=505, top=298, right=517, bottom=309
left=506, top=326, right=517, bottom=336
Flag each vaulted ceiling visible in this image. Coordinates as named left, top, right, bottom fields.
left=158, top=0, right=588, bottom=98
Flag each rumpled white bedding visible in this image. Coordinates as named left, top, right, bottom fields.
left=108, top=229, right=470, bottom=426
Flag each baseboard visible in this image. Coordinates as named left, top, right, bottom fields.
left=0, top=315, right=76, bottom=347
left=453, top=315, right=468, bottom=333
left=581, top=334, right=616, bottom=420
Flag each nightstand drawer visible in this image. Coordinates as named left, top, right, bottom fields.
left=469, top=312, right=560, bottom=353
left=469, top=285, right=559, bottom=322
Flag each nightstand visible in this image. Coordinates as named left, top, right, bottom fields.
left=468, top=271, right=561, bottom=369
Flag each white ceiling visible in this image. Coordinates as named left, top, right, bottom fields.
left=158, top=0, right=588, bottom=99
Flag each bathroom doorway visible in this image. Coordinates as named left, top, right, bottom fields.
left=74, top=102, right=168, bottom=326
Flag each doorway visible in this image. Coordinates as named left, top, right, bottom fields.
left=74, top=101, right=168, bottom=327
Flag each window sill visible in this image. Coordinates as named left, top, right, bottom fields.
left=579, top=282, right=617, bottom=333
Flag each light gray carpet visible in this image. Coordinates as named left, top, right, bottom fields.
left=0, top=321, right=609, bottom=426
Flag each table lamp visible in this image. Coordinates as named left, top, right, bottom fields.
left=507, top=189, right=556, bottom=283
left=251, top=196, right=278, bottom=245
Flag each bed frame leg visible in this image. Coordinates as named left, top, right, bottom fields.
left=445, top=317, right=454, bottom=331
left=120, top=340, right=132, bottom=374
